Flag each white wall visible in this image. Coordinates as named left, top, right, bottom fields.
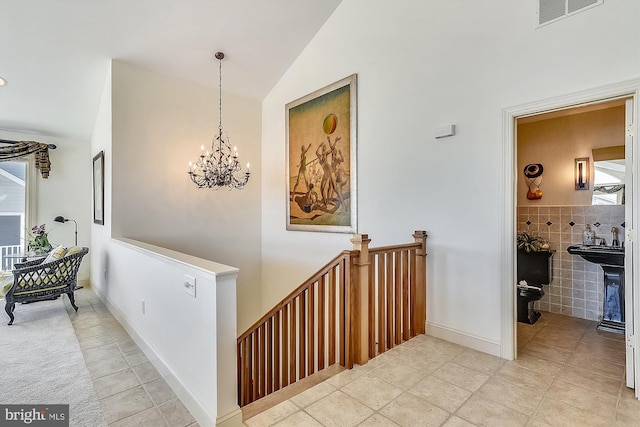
left=108, top=61, right=262, bottom=332
left=261, top=0, right=640, bottom=353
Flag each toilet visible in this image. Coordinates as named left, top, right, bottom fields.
left=517, top=249, right=554, bottom=324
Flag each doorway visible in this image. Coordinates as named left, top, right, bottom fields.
left=502, top=80, right=640, bottom=396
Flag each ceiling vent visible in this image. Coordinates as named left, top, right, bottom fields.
left=537, top=0, right=603, bottom=27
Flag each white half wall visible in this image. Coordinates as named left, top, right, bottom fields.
left=261, top=0, right=640, bottom=352
left=93, top=237, right=241, bottom=427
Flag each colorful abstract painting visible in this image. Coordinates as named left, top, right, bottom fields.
left=286, top=75, right=357, bottom=233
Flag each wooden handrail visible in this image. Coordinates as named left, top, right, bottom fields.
left=237, top=230, right=427, bottom=408
left=368, top=242, right=421, bottom=255
left=237, top=250, right=352, bottom=342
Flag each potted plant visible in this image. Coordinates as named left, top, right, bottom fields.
left=517, top=231, right=547, bottom=253
left=28, top=224, right=52, bottom=254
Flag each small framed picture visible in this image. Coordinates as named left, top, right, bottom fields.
left=93, top=151, right=104, bottom=225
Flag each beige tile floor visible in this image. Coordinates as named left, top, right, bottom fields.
left=68, top=288, right=199, bottom=427
left=244, top=311, right=640, bottom=426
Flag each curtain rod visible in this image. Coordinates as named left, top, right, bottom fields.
left=0, top=139, right=57, bottom=149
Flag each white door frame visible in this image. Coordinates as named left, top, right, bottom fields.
left=501, top=79, right=640, bottom=395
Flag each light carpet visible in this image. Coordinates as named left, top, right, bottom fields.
left=0, top=297, right=107, bottom=427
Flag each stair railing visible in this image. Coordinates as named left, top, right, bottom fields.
left=237, top=230, right=427, bottom=407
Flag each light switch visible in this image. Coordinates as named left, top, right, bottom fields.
left=184, top=275, right=196, bottom=297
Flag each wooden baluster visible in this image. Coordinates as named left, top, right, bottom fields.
left=274, top=311, right=280, bottom=391
left=386, top=252, right=394, bottom=349
left=413, top=230, right=428, bottom=335
left=409, top=248, right=417, bottom=338
left=266, top=318, right=273, bottom=394
left=252, top=331, right=259, bottom=401
left=402, top=249, right=410, bottom=341
left=394, top=251, right=402, bottom=345
left=259, top=323, right=266, bottom=397
left=289, top=301, right=296, bottom=384
left=341, top=257, right=349, bottom=367
left=377, top=253, right=386, bottom=354
left=237, top=340, right=243, bottom=406
left=368, top=258, right=376, bottom=358
left=318, top=275, right=326, bottom=370
left=243, top=336, right=251, bottom=405
left=299, top=292, right=306, bottom=379
left=329, top=268, right=336, bottom=366
left=307, top=283, right=315, bottom=375
left=282, top=305, right=289, bottom=387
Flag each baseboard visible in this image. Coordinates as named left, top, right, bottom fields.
left=426, top=321, right=502, bottom=357
left=91, top=286, right=219, bottom=427
left=241, top=364, right=345, bottom=422
left=78, top=277, right=90, bottom=288
left=216, top=408, right=243, bottom=427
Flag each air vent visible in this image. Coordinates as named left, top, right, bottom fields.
left=537, top=0, right=602, bottom=27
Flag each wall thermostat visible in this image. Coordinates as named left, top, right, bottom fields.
left=435, top=124, right=456, bottom=139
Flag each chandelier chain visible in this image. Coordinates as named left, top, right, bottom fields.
left=218, top=56, right=223, bottom=133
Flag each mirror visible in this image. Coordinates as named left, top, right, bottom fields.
left=592, top=146, right=625, bottom=205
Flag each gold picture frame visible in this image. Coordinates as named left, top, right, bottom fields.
left=286, top=74, right=357, bottom=233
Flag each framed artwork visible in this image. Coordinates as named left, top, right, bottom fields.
left=93, top=151, right=104, bottom=225
left=286, top=74, right=357, bottom=233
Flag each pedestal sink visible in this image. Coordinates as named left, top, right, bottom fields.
left=566, top=245, right=624, bottom=266
left=567, top=245, right=624, bottom=334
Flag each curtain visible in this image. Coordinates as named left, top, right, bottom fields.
left=0, top=140, right=52, bottom=178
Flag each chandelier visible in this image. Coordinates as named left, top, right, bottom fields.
left=188, top=52, right=250, bottom=190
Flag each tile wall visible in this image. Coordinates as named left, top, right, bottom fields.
left=517, top=205, right=625, bottom=321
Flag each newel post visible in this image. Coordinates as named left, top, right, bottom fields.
left=413, top=230, right=428, bottom=334
left=350, top=233, right=371, bottom=366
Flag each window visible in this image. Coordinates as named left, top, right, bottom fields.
left=0, top=159, right=35, bottom=269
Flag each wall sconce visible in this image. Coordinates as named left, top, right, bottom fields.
left=575, top=157, right=590, bottom=190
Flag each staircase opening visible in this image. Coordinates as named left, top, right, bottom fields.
left=237, top=230, right=428, bottom=414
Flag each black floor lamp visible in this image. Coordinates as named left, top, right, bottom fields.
left=54, top=216, right=77, bottom=246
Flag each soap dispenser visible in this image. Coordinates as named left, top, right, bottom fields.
left=583, top=224, right=595, bottom=245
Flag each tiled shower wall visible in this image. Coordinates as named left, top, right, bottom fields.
left=517, top=205, right=625, bottom=321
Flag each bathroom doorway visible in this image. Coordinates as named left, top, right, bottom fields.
left=502, top=80, right=640, bottom=395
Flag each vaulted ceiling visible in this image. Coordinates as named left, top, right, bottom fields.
left=0, top=0, right=342, bottom=142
